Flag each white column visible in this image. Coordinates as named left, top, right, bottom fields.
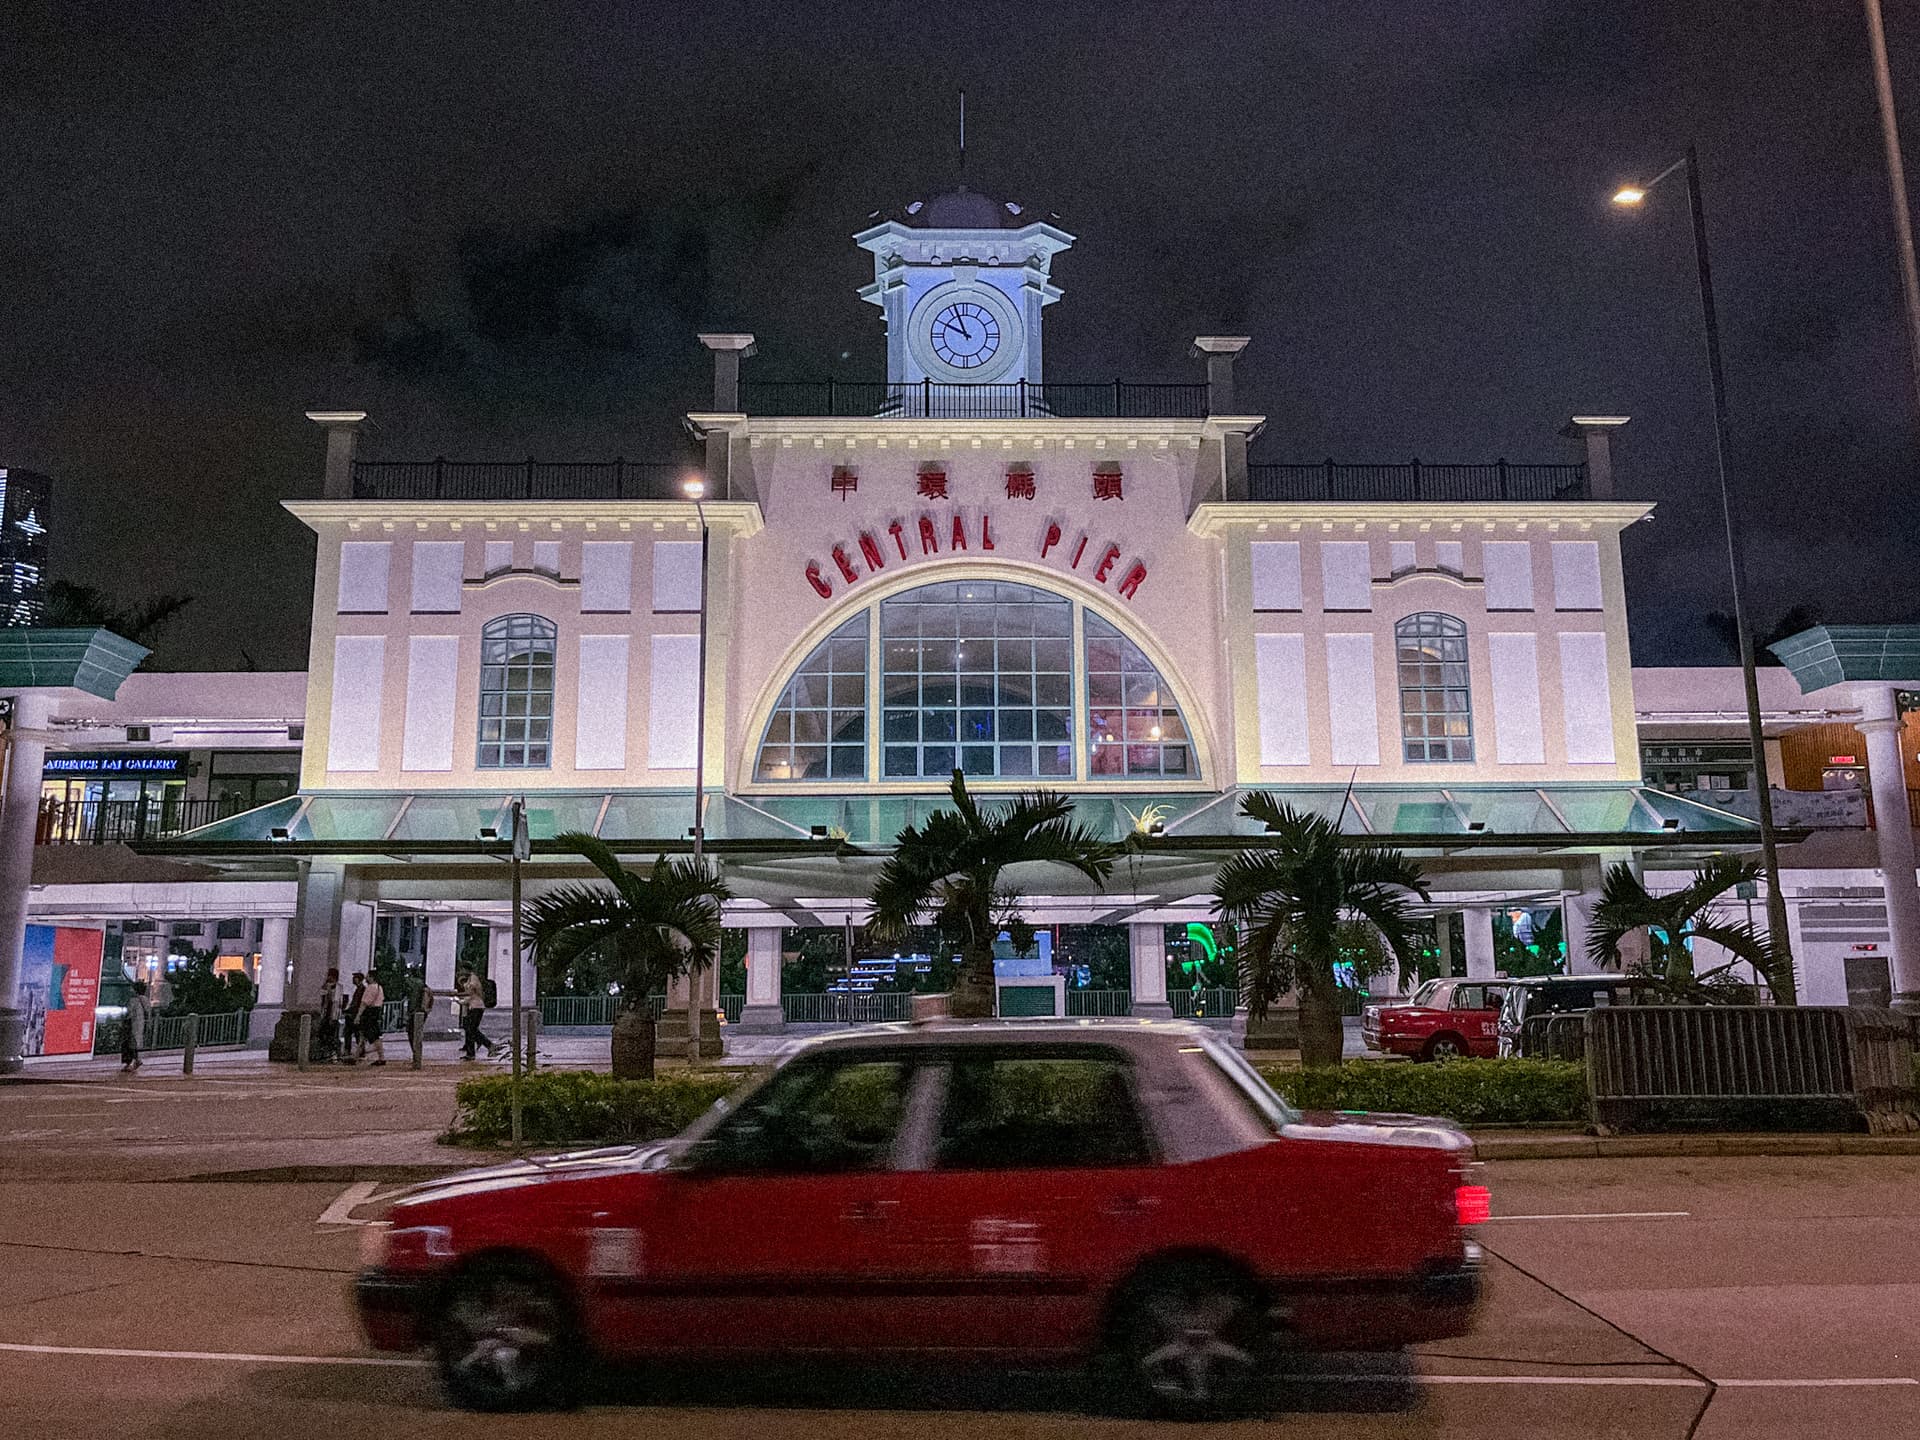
left=1860, top=687, right=1920, bottom=1010
left=1562, top=860, right=1602, bottom=975
left=338, top=895, right=375, bottom=983
left=248, top=915, right=291, bottom=1050
left=1463, top=907, right=1497, bottom=980
left=1434, top=912, right=1455, bottom=977
left=1129, top=922, right=1173, bottom=1019
left=737, top=927, right=785, bottom=1032
left=424, top=915, right=459, bottom=995
left=0, top=692, right=50, bottom=1072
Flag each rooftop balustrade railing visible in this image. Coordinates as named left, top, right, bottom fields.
left=1249, top=460, right=1590, bottom=503
left=351, top=458, right=688, bottom=501
left=739, top=379, right=1211, bottom=419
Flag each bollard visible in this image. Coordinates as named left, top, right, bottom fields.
left=410, top=1012, right=424, bottom=1071
left=297, top=1011, right=312, bottom=1072
left=182, top=1013, right=199, bottom=1076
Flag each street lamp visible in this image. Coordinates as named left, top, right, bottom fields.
left=1611, top=145, right=1796, bottom=1002
left=683, top=473, right=711, bottom=1062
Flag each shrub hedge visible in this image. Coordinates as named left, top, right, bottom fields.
left=450, top=1070, right=742, bottom=1147
left=447, top=1057, right=1594, bottom=1148
left=1260, top=1059, right=1589, bottom=1126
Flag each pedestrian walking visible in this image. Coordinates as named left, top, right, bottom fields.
left=341, top=971, right=366, bottom=1064
left=457, top=969, right=496, bottom=1060
left=120, top=981, right=149, bottom=1071
left=318, top=967, right=342, bottom=1061
left=359, top=973, right=387, bottom=1066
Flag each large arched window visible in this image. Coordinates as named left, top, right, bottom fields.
left=752, top=579, right=1199, bottom=785
left=753, top=613, right=868, bottom=782
left=1086, top=613, right=1193, bottom=777
left=478, top=614, right=556, bottom=768
left=881, top=581, right=1074, bottom=779
left=1396, top=612, right=1473, bottom=762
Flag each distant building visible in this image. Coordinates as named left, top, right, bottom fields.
left=0, top=467, right=51, bottom=627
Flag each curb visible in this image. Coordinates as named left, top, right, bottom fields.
left=1476, top=1133, right=1920, bottom=1161
left=171, top=1164, right=471, bottom=1184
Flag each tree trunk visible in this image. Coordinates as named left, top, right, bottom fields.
left=611, top=1007, right=656, bottom=1080
left=1297, top=982, right=1344, bottom=1070
left=948, top=941, right=998, bottom=1019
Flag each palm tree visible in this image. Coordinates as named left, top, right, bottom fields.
left=1213, top=795, right=1429, bottom=1069
left=42, top=582, right=193, bottom=649
left=521, top=833, right=731, bottom=1079
left=1588, top=856, right=1790, bottom=1003
left=868, top=771, right=1128, bottom=1018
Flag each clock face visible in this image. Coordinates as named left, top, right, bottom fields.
left=930, top=301, right=1002, bottom=370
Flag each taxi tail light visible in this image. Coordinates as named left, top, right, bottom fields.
left=1454, top=1184, right=1492, bottom=1226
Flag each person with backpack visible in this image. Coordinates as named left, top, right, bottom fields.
left=457, top=969, right=497, bottom=1060
left=341, top=972, right=366, bottom=1064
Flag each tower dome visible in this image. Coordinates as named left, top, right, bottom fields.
left=896, top=187, right=1028, bottom=229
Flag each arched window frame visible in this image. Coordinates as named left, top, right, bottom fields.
left=477, top=613, right=557, bottom=769
left=748, top=579, right=1198, bottom=786
left=1395, top=611, right=1473, bottom=763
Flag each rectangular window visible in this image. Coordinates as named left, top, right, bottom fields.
left=580, top=541, right=633, bottom=612
left=652, top=541, right=703, bottom=613
left=400, top=635, right=459, bottom=771
left=1254, top=633, right=1310, bottom=765
left=1552, top=540, right=1603, bottom=611
left=409, top=541, right=465, bottom=614
left=1389, top=540, right=1416, bottom=574
left=648, top=634, right=700, bottom=768
left=477, top=616, right=556, bottom=769
left=1483, top=541, right=1534, bottom=611
left=576, top=635, right=629, bottom=770
left=1320, top=541, right=1373, bottom=611
left=1395, top=614, right=1473, bottom=763
left=1325, top=633, right=1381, bottom=765
left=1435, top=541, right=1464, bottom=574
left=483, top=540, right=514, bottom=574
left=532, top=541, right=562, bottom=577
left=936, top=1054, right=1150, bottom=1170
left=1559, top=632, right=1616, bottom=763
left=337, top=541, right=391, bottom=614
left=326, top=635, right=385, bottom=772
left=1487, top=632, right=1545, bottom=764
left=1249, top=540, right=1302, bottom=610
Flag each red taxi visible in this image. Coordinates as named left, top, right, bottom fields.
left=1362, top=980, right=1509, bottom=1061
left=356, top=1023, right=1486, bottom=1416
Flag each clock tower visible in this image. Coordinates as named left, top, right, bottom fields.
left=854, top=188, right=1074, bottom=390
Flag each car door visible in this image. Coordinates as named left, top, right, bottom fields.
left=1450, top=983, right=1503, bottom=1055
left=602, top=1051, right=921, bottom=1356
left=877, top=1046, right=1164, bottom=1357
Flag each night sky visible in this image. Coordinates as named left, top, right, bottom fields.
left=4, top=1, right=1918, bottom=672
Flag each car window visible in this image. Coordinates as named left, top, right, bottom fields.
left=936, top=1053, right=1151, bottom=1171
left=691, top=1057, right=911, bottom=1176
left=1452, top=985, right=1485, bottom=1010
left=1410, top=979, right=1446, bottom=1007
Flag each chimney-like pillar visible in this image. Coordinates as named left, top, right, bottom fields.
left=305, top=411, right=368, bottom=500
left=697, top=333, right=757, bottom=413
left=1563, top=415, right=1630, bottom=499
left=1191, top=336, right=1252, bottom=415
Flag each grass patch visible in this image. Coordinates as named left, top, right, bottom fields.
left=448, top=1070, right=744, bottom=1147
left=1260, top=1059, right=1589, bottom=1127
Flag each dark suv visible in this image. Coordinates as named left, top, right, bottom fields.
left=1496, top=975, right=1672, bottom=1058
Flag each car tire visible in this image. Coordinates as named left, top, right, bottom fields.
left=432, top=1255, right=581, bottom=1411
left=1422, top=1034, right=1466, bottom=1062
left=1113, top=1260, right=1267, bottom=1418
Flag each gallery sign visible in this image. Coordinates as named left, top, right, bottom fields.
left=802, top=508, right=1148, bottom=603
left=44, top=751, right=187, bottom=776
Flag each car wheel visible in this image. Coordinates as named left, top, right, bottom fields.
left=433, top=1256, right=578, bottom=1411
left=1423, top=1034, right=1466, bottom=1062
left=1116, top=1262, right=1267, bottom=1418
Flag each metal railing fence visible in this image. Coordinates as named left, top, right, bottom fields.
left=739, top=379, right=1210, bottom=419
left=1065, top=988, right=1134, bottom=1017
left=37, top=797, right=253, bottom=846
left=351, top=458, right=685, bottom=501
left=1170, top=987, right=1239, bottom=1019
left=93, top=1008, right=251, bottom=1055
left=1248, top=460, right=1589, bottom=504
left=782, top=992, right=915, bottom=1024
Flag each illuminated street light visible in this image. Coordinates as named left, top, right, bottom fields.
left=1609, top=144, right=1794, bottom=1001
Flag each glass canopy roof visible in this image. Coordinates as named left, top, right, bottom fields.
left=159, top=784, right=1763, bottom=853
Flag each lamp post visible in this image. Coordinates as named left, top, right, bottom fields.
left=1612, top=146, right=1796, bottom=1002
left=683, top=475, right=712, bottom=1063
left=1863, top=0, right=1920, bottom=434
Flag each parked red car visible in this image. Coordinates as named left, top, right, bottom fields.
left=1362, top=980, right=1510, bottom=1061
left=356, top=1023, right=1486, bottom=1416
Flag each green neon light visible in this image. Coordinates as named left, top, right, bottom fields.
left=1185, top=923, right=1218, bottom=966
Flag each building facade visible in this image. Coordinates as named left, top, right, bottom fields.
left=0, top=467, right=52, bottom=627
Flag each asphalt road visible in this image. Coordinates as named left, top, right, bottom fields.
left=1, top=1076, right=1915, bottom=1438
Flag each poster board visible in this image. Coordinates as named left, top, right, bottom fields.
left=19, top=925, right=106, bottom=1057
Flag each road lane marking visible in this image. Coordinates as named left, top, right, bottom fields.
left=0, top=1341, right=427, bottom=1368
left=317, top=1181, right=382, bottom=1226
left=1487, top=1211, right=1691, bottom=1222
left=1714, top=1377, right=1919, bottom=1388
